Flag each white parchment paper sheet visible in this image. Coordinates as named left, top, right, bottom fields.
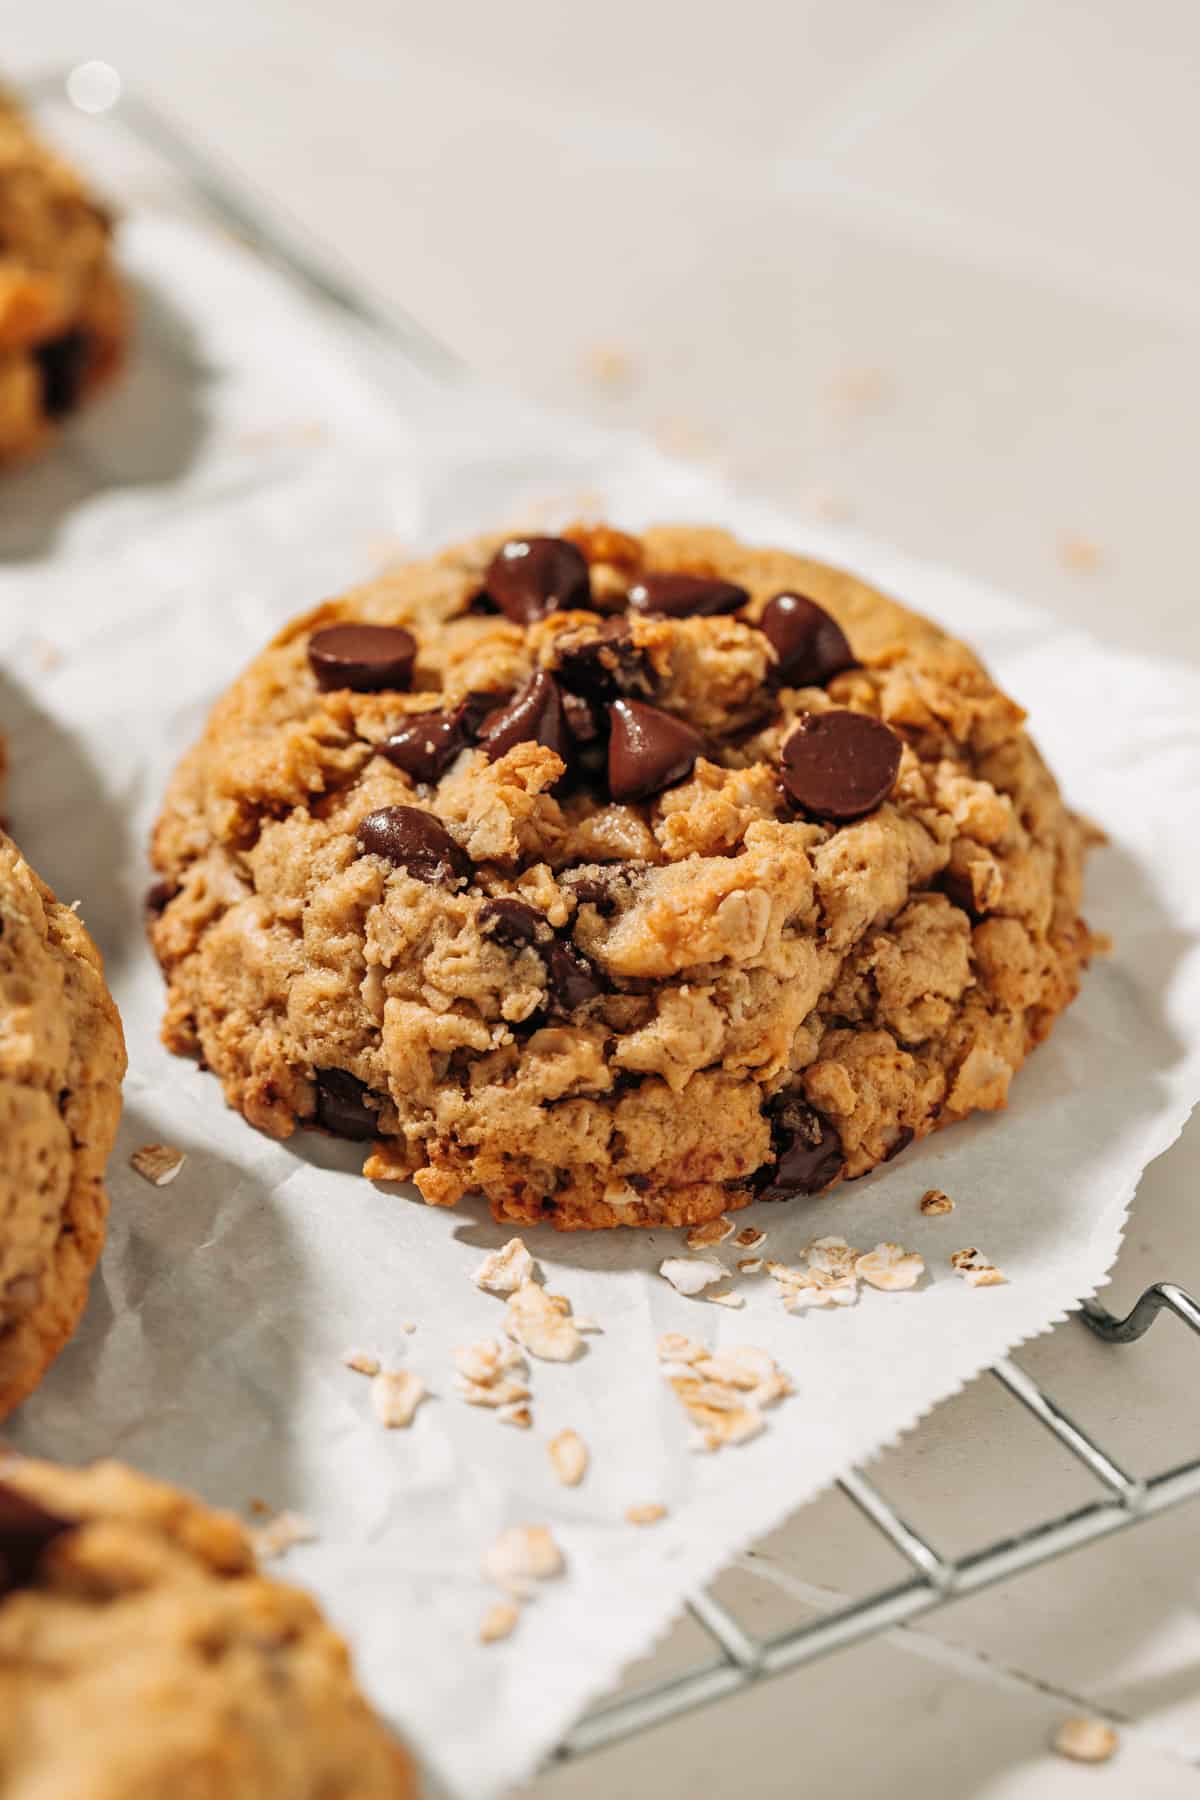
left=3, top=216, right=1200, bottom=1798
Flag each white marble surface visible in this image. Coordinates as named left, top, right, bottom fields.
left=11, top=4, right=1200, bottom=1794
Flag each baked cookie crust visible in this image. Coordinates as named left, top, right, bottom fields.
left=0, top=92, right=127, bottom=465
left=0, top=1456, right=415, bottom=1798
left=149, top=524, right=1095, bottom=1230
left=0, top=832, right=125, bottom=1413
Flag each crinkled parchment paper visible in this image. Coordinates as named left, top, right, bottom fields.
left=3, top=215, right=1200, bottom=1799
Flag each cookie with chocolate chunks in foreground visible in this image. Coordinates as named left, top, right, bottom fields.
left=147, top=523, right=1097, bottom=1230
left=0, top=1457, right=415, bottom=1798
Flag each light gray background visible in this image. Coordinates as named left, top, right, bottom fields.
left=11, top=5, right=1200, bottom=1795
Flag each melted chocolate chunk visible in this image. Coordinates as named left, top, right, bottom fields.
left=607, top=698, right=705, bottom=803
left=479, top=897, right=552, bottom=947
left=780, top=710, right=902, bottom=822
left=883, top=1125, right=914, bottom=1162
left=34, top=329, right=91, bottom=419
left=382, top=703, right=475, bottom=784
left=626, top=572, right=748, bottom=619
left=546, top=940, right=605, bottom=1011
left=0, top=1483, right=73, bottom=1596
left=483, top=536, right=592, bottom=624
left=314, top=1069, right=379, bottom=1140
left=554, top=619, right=655, bottom=702
left=307, top=624, right=417, bottom=693
left=478, top=671, right=571, bottom=765
left=144, top=879, right=178, bottom=916
left=761, top=592, right=856, bottom=687
left=755, top=1097, right=843, bottom=1200
left=356, top=805, right=471, bottom=884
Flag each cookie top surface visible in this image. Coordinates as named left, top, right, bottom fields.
left=0, top=832, right=126, bottom=1412
left=0, top=94, right=126, bottom=461
left=150, top=523, right=1092, bottom=1229
left=0, top=1456, right=413, bottom=1799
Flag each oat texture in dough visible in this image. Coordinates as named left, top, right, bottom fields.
left=1, top=832, right=125, bottom=1415
left=0, top=1456, right=414, bottom=1797
left=0, top=93, right=127, bottom=464
left=149, top=523, right=1097, bottom=1230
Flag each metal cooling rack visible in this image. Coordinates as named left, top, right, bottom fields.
left=25, top=67, right=1200, bottom=1765
left=561, top=1285, right=1200, bottom=1757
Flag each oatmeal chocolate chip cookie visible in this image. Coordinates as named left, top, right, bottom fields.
left=0, top=93, right=127, bottom=464
left=0, top=1456, right=415, bottom=1798
left=148, top=524, right=1096, bottom=1230
left=1, top=833, right=125, bottom=1412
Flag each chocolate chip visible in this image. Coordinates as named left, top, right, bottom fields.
left=554, top=619, right=655, bottom=702
left=546, top=940, right=605, bottom=1011
left=479, top=897, right=551, bottom=947
left=356, top=805, right=471, bottom=884
left=883, top=1125, right=914, bottom=1162
left=144, top=880, right=178, bottom=916
left=483, top=537, right=592, bottom=624
left=314, top=1069, right=379, bottom=1141
left=607, top=699, right=705, bottom=803
left=761, top=592, right=856, bottom=687
left=308, top=624, right=417, bottom=693
left=478, top=671, right=571, bottom=765
left=0, top=1482, right=72, bottom=1596
left=755, top=1098, right=843, bottom=1200
left=382, top=704, right=475, bottom=783
left=34, top=329, right=91, bottom=418
left=779, top=710, right=902, bottom=822
left=626, top=573, right=748, bottom=619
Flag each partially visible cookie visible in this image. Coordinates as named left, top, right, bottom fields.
left=149, top=523, right=1095, bottom=1230
left=0, top=1455, right=415, bottom=1798
left=0, top=92, right=127, bottom=464
left=0, top=831, right=125, bottom=1414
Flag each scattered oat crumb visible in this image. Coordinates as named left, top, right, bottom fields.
left=685, top=1216, right=735, bottom=1250
left=659, top=1256, right=727, bottom=1298
left=548, top=1429, right=589, bottom=1487
left=1051, top=1717, right=1119, bottom=1764
left=653, top=415, right=720, bottom=463
left=855, top=1243, right=925, bottom=1293
left=827, top=365, right=891, bottom=426
left=657, top=1333, right=706, bottom=1365
left=456, top=1375, right=533, bottom=1409
left=371, top=1369, right=428, bottom=1428
left=1058, top=534, right=1103, bottom=574
left=130, top=1144, right=186, bottom=1187
left=401, top=1321, right=417, bottom=1334
left=738, top=1258, right=763, bottom=1274
left=247, top=1497, right=272, bottom=1518
left=573, top=1315, right=602, bottom=1333
left=708, top=1290, right=744, bottom=1309
left=497, top=1402, right=533, bottom=1429
left=480, top=1600, right=521, bottom=1644
left=798, top=483, right=855, bottom=523
left=626, top=1503, right=667, bottom=1527
left=951, top=1248, right=1008, bottom=1287
left=920, top=1189, right=955, bottom=1216
left=504, top=1281, right=582, bottom=1362
left=581, top=343, right=637, bottom=390
left=665, top=1342, right=792, bottom=1451
left=454, top=1337, right=525, bottom=1387
left=342, top=1347, right=381, bottom=1377
left=252, top=1510, right=317, bottom=1560
left=483, top=1524, right=564, bottom=1594
left=734, top=1228, right=766, bottom=1250
left=473, top=1237, right=536, bottom=1296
